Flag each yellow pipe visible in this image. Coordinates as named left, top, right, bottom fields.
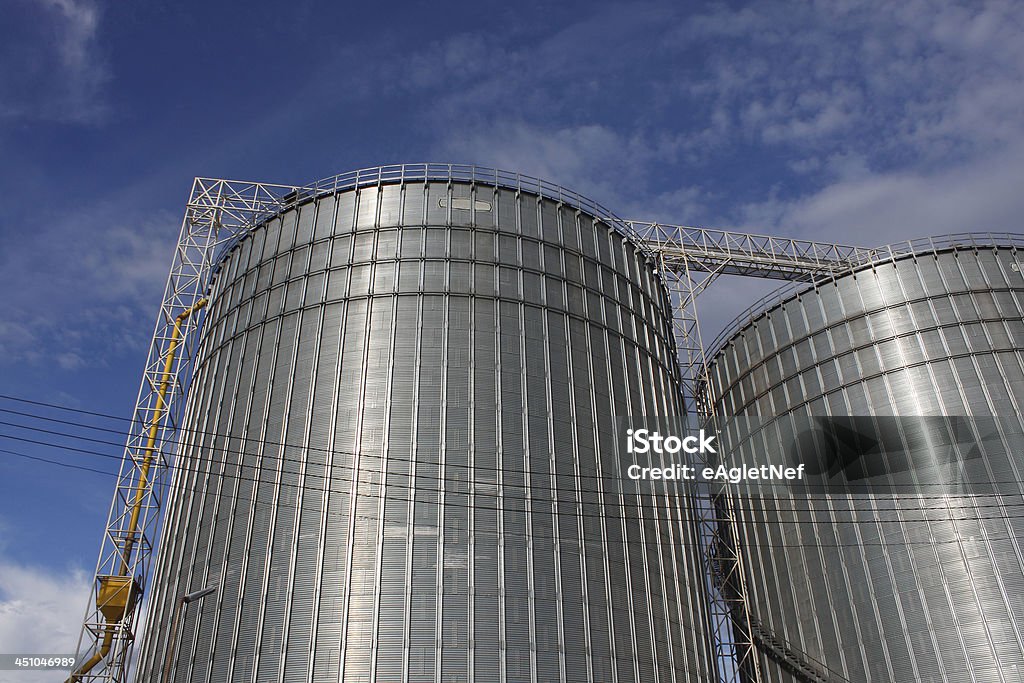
left=67, top=628, right=113, bottom=683
left=119, top=297, right=207, bottom=575
left=67, top=298, right=207, bottom=683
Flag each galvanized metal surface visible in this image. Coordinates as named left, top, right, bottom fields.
left=705, top=242, right=1024, bottom=682
left=132, top=177, right=718, bottom=682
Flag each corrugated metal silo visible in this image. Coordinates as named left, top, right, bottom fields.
left=134, top=170, right=715, bottom=682
left=705, top=237, right=1024, bottom=682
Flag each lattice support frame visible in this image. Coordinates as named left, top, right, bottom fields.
left=629, top=222, right=878, bottom=281
left=656, top=252, right=763, bottom=682
left=70, top=178, right=299, bottom=683
left=637, top=222, right=868, bottom=683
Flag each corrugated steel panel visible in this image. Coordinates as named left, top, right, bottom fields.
left=709, top=245, right=1024, bottom=682
left=136, top=179, right=713, bottom=682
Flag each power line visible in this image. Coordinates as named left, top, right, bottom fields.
left=0, top=393, right=136, bottom=423
left=2, top=419, right=1024, bottom=521
left=9, top=392, right=1024, bottom=497
left=3, top=394, right=1023, bottom=509
left=0, top=395, right=651, bottom=488
left=2, top=442, right=1020, bottom=553
left=0, top=448, right=112, bottom=476
left=3, top=431, right=1024, bottom=550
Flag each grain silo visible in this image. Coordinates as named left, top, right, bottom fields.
left=704, top=237, right=1024, bottom=682
left=131, top=170, right=716, bottom=682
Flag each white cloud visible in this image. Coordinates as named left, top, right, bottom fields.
left=697, top=135, right=1024, bottom=349
left=0, top=0, right=109, bottom=124
left=438, top=121, right=675, bottom=199
left=735, top=138, right=1024, bottom=247
left=0, top=555, right=150, bottom=683
left=417, top=1, right=1024, bottom=238
left=675, top=0, right=1024, bottom=165
left=0, top=206, right=177, bottom=369
left=695, top=275, right=780, bottom=350
left=4, top=0, right=1022, bottom=378
left=0, top=558, right=90, bottom=683
left=41, top=0, right=100, bottom=71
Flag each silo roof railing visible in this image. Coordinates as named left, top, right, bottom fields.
left=704, top=232, right=1024, bottom=359
left=210, top=162, right=655, bottom=258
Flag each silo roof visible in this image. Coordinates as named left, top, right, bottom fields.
left=705, top=232, right=1024, bottom=360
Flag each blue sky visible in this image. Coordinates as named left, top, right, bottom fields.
left=1, top=0, right=1023, bottom=670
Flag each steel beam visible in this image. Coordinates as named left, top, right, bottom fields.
left=635, top=221, right=868, bottom=683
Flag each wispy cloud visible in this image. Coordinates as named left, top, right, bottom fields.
left=438, top=120, right=685, bottom=207
left=0, top=0, right=109, bottom=124
left=0, top=205, right=177, bottom=369
left=739, top=139, right=1024, bottom=246
left=396, top=1, right=1024, bottom=336
left=0, top=557, right=89, bottom=683
left=5, top=0, right=1023, bottom=374
left=673, top=1, right=1024, bottom=156
left=384, top=2, right=1024, bottom=231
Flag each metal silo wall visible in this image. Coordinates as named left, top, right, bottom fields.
left=706, top=244, right=1024, bottom=682
left=134, top=178, right=715, bottom=682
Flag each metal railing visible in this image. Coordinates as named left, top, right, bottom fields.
left=703, top=232, right=1024, bottom=360
left=208, top=162, right=655, bottom=258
